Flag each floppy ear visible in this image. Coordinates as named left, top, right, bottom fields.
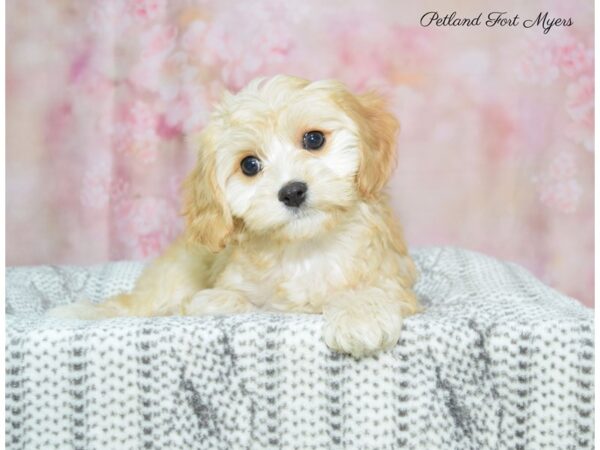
left=350, top=92, right=400, bottom=198
left=182, top=129, right=234, bottom=252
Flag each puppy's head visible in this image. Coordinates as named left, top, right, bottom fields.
left=183, top=75, right=399, bottom=251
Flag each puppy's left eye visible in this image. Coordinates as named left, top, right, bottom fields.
left=303, top=131, right=325, bottom=150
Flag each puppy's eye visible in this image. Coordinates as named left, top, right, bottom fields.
left=303, top=131, right=325, bottom=150
left=240, top=156, right=262, bottom=176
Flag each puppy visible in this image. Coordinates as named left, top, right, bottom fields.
left=49, top=75, right=420, bottom=357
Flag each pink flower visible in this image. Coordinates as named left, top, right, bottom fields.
left=516, top=34, right=593, bottom=85
left=566, top=76, right=594, bottom=126
left=553, top=38, right=593, bottom=78
left=129, top=0, right=167, bottom=21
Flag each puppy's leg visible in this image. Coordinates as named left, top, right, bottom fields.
left=46, top=238, right=212, bottom=320
left=184, top=289, right=257, bottom=315
left=322, top=286, right=419, bottom=358
left=47, top=293, right=142, bottom=320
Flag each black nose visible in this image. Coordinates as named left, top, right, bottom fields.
left=278, top=181, right=307, bottom=208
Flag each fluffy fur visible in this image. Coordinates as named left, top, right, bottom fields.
left=49, top=75, right=420, bottom=357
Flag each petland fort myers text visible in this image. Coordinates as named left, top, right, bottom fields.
left=420, top=11, right=572, bottom=34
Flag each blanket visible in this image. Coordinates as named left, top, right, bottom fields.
left=5, top=247, right=594, bottom=449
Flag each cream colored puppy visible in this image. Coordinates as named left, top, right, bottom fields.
left=49, top=75, right=420, bottom=357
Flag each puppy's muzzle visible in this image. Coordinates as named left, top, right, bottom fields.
left=278, top=181, right=307, bottom=208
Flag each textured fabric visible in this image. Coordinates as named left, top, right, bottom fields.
left=5, top=247, right=594, bottom=449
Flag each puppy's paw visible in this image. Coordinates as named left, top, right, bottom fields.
left=322, top=292, right=404, bottom=358
left=46, top=293, right=135, bottom=320
left=184, top=289, right=256, bottom=316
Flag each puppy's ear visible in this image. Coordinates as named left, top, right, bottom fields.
left=351, top=92, right=399, bottom=198
left=182, top=129, right=234, bottom=252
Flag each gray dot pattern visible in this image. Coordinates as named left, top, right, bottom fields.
left=5, top=247, right=594, bottom=449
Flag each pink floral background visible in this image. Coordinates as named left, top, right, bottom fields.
left=6, top=0, right=594, bottom=307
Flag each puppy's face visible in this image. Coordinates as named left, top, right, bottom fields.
left=184, top=76, right=399, bottom=251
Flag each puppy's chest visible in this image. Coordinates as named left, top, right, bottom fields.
left=219, top=244, right=353, bottom=312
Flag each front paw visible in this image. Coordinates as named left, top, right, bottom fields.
left=322, top=294, right=404, bottom=358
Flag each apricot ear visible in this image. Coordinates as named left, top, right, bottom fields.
left=351, top=92, right=400, bottom=198
left=182, top=130, right=233, bottom=252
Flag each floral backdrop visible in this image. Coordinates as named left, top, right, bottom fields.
left=6, top=0, right=594, bottom=307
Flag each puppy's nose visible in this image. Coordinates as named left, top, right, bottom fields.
left=278, top=181, right=307, bottom=208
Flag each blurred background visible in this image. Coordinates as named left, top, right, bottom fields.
left=6, top=0, right=594, bottom=307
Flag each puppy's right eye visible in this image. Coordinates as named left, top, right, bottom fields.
left=240, top=156, right=262, bottom=176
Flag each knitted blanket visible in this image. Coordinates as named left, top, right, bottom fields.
left=5, top=247, right=594, bottom=450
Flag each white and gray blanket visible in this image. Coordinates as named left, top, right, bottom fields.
left=5, top=247, right=594, bottom=449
